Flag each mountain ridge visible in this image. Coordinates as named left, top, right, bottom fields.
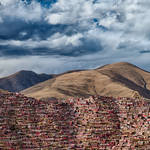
left=21, top=62, right=150, bottom=99
left=0, top=70, right=54, bottom=92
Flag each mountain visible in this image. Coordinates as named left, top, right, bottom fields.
left=22, top=62, right=150, bottom=99
left=0, top=93, right=149, bottom=149
left=0, top=70, right=54, bottom=92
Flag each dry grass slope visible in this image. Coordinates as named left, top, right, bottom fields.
left=22, top=62, right=150, bottom=99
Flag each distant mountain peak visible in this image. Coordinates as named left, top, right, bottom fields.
left=14, top=70, right=37, bottom=76
left=99, top=62, right=135, bottom=68
left=0, top=70, right=54, bottom=92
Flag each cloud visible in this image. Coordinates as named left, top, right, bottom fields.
left=0, top=0, right=150, bottom=76
left=0, top=52, right=150, bottom=78
left=45, top=0, right=94, bottom=25
left=0, top=33, right=83, bottom=48
left=0, top=0, right=43, bottom=22
left=0, top=17, right=3, bottom=23
left=0, top=0, right=18, bottom=5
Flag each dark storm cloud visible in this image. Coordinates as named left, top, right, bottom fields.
left=140, top=50, right=150, bottom=54
left=0, top=0, right=106, bottom=57
left=0, top=17, right=101, bottom=56
left=0, top=18, right=70, bottom=40
left=0, top=45, right=31, bottom=56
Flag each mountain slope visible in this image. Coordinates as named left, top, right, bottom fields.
left=0, top=70, right=54, bottom=92
left=22, top=62, right=150, bottom=99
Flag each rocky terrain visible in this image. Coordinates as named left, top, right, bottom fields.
left=0, top=92, right=149, bottom=149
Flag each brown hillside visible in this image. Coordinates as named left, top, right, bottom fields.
left=22, top=62, right=150, bottom=99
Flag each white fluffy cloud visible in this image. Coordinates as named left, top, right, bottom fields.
left=0, top=0, right=18, bottom=5
left=0, top=0, right=43, bottom=21
left=0, top=0, right=150, bottom=76
left=46, top=0, right=94, bottom=25
left=44, top=0, right=150, bottom=56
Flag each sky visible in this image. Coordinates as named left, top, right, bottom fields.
left=0, top=0, right=150, bottom=77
